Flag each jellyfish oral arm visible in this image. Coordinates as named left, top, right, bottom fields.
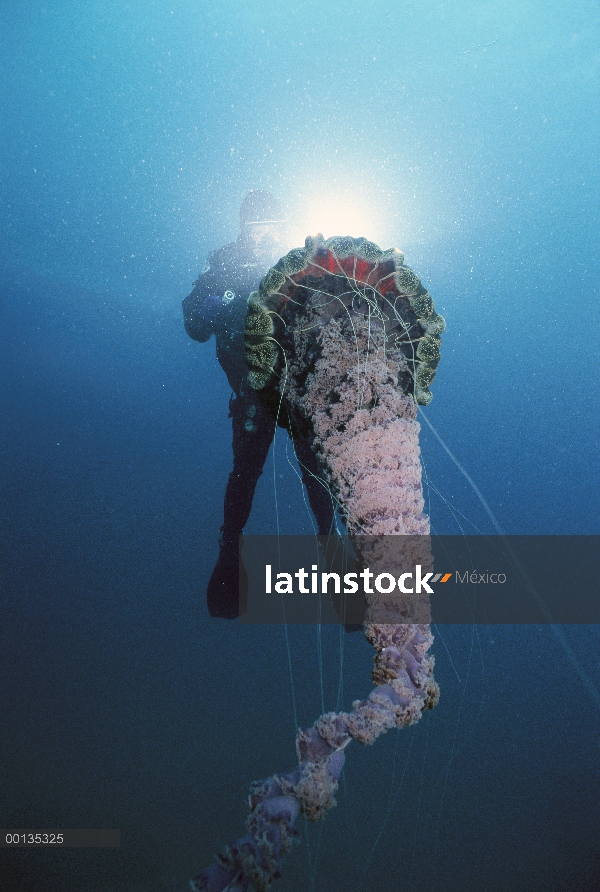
left=190, top=621, right=435, bottom=892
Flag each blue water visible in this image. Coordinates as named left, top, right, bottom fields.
left=1, top=2, right=599, bottom=890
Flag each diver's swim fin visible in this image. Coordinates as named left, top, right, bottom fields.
left=206, top=538, right=247, bottom=619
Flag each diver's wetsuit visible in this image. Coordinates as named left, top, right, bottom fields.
left=183, top=236, right=335, bottom=618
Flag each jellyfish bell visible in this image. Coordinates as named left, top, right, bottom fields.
left=244, top=233, right=445, bottom=415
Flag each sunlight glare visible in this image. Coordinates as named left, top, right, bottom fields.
left=287, top=191, right=390, bottom=249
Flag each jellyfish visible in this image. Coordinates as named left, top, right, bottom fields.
left=191, top=234, right=445, bottom=892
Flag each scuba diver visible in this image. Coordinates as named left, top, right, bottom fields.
left=183, top=191, right=336, bottom=619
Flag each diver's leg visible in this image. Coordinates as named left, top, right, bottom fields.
left=221, top=396, right=275, bottom=541
left=293, top=435, right=336, bottom=535
left=207, top=395, right=275, bottom=618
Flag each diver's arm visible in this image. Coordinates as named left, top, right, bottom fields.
left=183, top=288, right=223, bottom=343
left=183, top=242, right=242, bottom=342
left=182, top=257, right=223, bottom=343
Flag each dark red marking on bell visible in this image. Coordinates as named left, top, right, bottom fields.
left=352, top=257, right=375, bottom=283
